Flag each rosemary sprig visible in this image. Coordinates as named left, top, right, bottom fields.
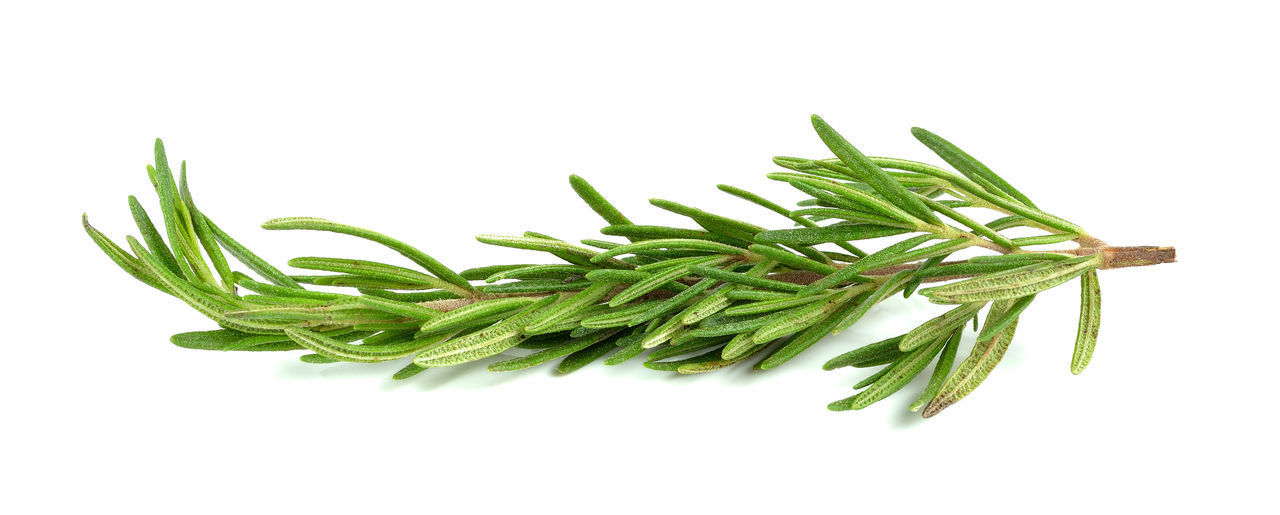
left=83, top=116, right=1175, bottom=418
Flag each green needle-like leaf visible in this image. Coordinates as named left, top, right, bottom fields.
left=755, top=224, right=912, bottom=245
left=557, top=337, right=621, bottom=373
left=910, top=327, right=963, bottom=412
left=127, top=195, right=184, bottom=277
left=489, top=329, right=622, bottom=371
left=413, top=296, right=558, bottom=367
left=569, top=175, right=633, bottom=227
left=476, top=233, right=632, bottom=269
left=910, top=127, right=1037, bottom=208
left=289, top=256, right=459, bottom=292
left=828, top=329, right=948, bottom=411
left=601, top=225, right=742, bottom=246
left=923, top=300, right=1021, bottom=417
left=746, top=244, right=838, bottom=275
left=356, top=295, right=442, bottom=320
left=975, top=294, right=1035, bottom=342
left=822, top=335, right=906, bottom=370
left=810, top=115, right=941, bottom=226
left=1072, top=269, right=1101, bottom=374
left=723, top=291, right=832, bottom=316
left=262, top=217, right=473, bottom=292
left=756, top=299, right=863, bottom=369
left=83, top=214, right=170, bottom=294
left=204, top=216, right=303, bottom=289
left=688, top=265, right=804, bottom=293
left=921, top=254, right=1100, bottom=303
left=647, top=198, right=763, bottom=242
left=590, top=239, right=745, bottom=263
left=524, top=282, right=616, bottom=333
left=285, top=327, right=448, bottom=363
left=419, top=297, right=542, bottom=334
left=899, top=302, right=985, bottom=352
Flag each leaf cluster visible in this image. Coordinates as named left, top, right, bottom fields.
left=85, top=116, right=1119, bottom=417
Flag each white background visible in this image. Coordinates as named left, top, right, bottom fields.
left=2, top=1, right=1276, bottom=513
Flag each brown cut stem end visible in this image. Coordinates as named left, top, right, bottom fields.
left=1098, top=245, right=1177, bottom=270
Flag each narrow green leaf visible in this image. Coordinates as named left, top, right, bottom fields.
left=569, top=174, right=633, bottom=227
left=768, top=173, right=921, bottom=226
left=178, top=165, right=234, bottom=291
left=357, top=289, right=460, bottom=303
left=604, top=332, right=648, bottom=365
left=723, top=291, right=832, bottom=316
left=922, top=300, right=1020, bottom=417
left=976, top=294, right=1035, bottom=341
left=822, top=335, right=905, bottom=370
left=419, top=297, right=542, bottom=334
left=127, top=195, right=184, bottom=277
left=170, top=329, right=288, bottom=351
left=647, top=336, right=729, bottom=362
left=871, top=157, right=1086, bottom=235
left=828, top=331, right=948, bottom=411
left=752, top=295, right=848, bottom=343
left=717, top=183, right=864, bottom=259
left=129, top=236, right=289, bottom=334
left=755, top=224, right=912, bottom=245
left=903, top=255, right=947, bottom=298
left=899, top=302, right=985, bottom=352
left=621, top=276, right=714, bottom=326
left=688, top=265, right=804, bottom=293
left=755, top=299, right=862, bottom=369
left=609, top=256, right=727, bottom=307
left=921, top=254, right=1099, bottom=303
left=300, top=354, right=338, bottom=364
left=1010, top=233, right=1080, bottom=247
left=489, top=329, right=622, bottom=371
left=795, top=236, right=935, bottom=296
left=831, top=270, right=916, bottom=333
left=524, top=282, right=615, bottom=334
left=643, top=348, right=721, bottom=372
left=204, top=216, right=303, bottom=289
left=392, top=363, right=428, bottom=380
left=910, top=127, right=1037, bottom=208
left=557, top=337, right=620, bottom=373
left=590, top=238, right=744, bottom=263
left=1071, top=269, right=1101, bottom=374
left=460, top=264, right=531, bottom=281
left=357, top=295, right=442, bottom=320
left=578, top=300, right=664, bottom=328
left=262, top=217, right=473, bottom=292
left=725, top=289, right=792, bottom=302
left=601, top=225, right=741, bottom=246
left=288, top=256, right=458, bottom=292
left=917, top=195, right=1015, bottom=249
left=484, top=264, right=590, bottom=282
left=678, top=343, right=771, bottom=373
left=476, top=233, right=631, bottom=269
left=82, top=214, right=170, bottom=294
left=852, top=366, right=894, bottom=390
left=480, top=279, right=592, bottom=294
left=910, top=327, right=963, bottom=411
left=286, top=327, right=448, bottom=363
left=719, top=332, right=763, bottom=360
left=233, top=273, right=341, bottom=301
left=810, top=115, right=941, bottom=225
left=150, top=142, right=207, bottom=283
left=413, top=296, right=558, bottom=367
left=647, top=198, right=762, bottom=241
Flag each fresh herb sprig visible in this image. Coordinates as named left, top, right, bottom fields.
left=83, top=115, right=1175, bottom=417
